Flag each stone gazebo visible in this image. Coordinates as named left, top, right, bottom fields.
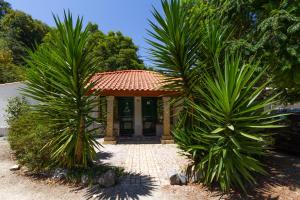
left=91, top=70, right=178, bottom=144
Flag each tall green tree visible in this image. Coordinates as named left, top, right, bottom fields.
left=24, top=12, right=100, bottom=168
left=0, top=47, right=22, bottom=83
left=174, top=54, right=282, bottom=192
left=185, top=0, right=300, bottom=103
left=147, top=0, right=201, bottom=98
left=0, top=8, right=50, bottom=83
left=253, top=1, right=300, bottom=102
left=148, top=0, right=283, bottom=192
left=91, top=29, right=144, bottom=71
left=148, top=0, right=232, bottom=97
left=0, top=0, right=11, bottom=18
left=43, top=22, right=144, bottom=72
left=147, top=0, right=232, bottom=131
left=0, top=10, right=50, bottom=65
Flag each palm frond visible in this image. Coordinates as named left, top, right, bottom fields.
left=23, top=11, right=101, bottom=168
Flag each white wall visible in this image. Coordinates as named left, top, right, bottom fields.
left=0, top=82, right=27, bottom=135
left=284, top=102, right=300, bottom=109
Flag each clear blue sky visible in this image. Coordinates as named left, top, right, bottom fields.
left=6, top=0, right=162, bottom=66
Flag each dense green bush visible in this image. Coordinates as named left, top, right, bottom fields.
left=174, top=55, right=282, bottom=192
left=148, top=0, right=284, bottom=193
left=5, top=96, right=53, bottom=171
left=23, top=12, right=100, bottom=169
left=5, top=96, right=29, bottom=124
left=8, top=111, right=53, bottom=171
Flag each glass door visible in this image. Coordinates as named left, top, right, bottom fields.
left=142, top=97, right=157, bottom=136
left=118, top=97, right=134, bottom=136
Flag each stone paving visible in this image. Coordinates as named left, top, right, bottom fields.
left=97, top=141, right=189, bottom=187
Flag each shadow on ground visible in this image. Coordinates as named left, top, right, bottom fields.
left=227, top=152, right=300, bottom=200
left=84, top=172, right=157, bottom=200
left=95, top=151, right=113, bottom=161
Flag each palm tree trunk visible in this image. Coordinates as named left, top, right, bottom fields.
left=75, top=115, right=85, bottom=165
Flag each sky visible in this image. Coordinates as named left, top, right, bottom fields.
left=6, top=0, right=163, bottom=66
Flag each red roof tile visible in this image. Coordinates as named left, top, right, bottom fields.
left=90, top=70, right=177, bottom=97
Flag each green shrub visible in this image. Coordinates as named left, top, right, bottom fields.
left=8, top=111, right=53, bottom=171
left=148, top=0, right=285, bottom=193
left=174, top=54, right=283, bottom=192
left=23, top=12, right=100, bottom=169
left=5, top=96, right=29, bottom=125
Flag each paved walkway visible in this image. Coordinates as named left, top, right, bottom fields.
left=87, top=141, right=191, bottom=199
left=98, top=142, right=189, bottom=186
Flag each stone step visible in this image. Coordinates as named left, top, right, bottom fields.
left=118, top=136, right=161, bottom=144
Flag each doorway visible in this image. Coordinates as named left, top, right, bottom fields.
left=118, top=97, right=134, bottom=136
left=142, top=97, right=157, bottom=136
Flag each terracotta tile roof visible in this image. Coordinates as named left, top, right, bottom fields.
left=90, top=70, right=178, bottom=97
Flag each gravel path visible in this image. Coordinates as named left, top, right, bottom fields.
left=1, top=137, right=300, bottom=200
left=0, top=137, right=86, bottom=200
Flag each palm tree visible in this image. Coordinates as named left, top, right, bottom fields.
left=147, top=0, right=232, bottom=97
left=148, top=0, right=283, bottom=192
left=147, top=0, right=200, bottom=98
left=23, top=11, right=100, bottom=168
left=174, top=54, right=283, bottom=191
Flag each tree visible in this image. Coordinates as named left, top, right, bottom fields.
left=42, top=22, right=144, bottom=72
left=253, top=1, right=300, bottom=103
left=0, top=10, right=50, bottom=65
left=147, top=0, right=202, bottom=99
left=86, top=23, right=144, bottom=71
left=92, top=31, right=144, bottom=71
left=24, top=12, right=100, bottom=168
left=0, top=43, right=23, bottom=83
left=185, top=0, right=300, bottom=103
left=148, top=0, right=282, bottom=192
left=0, top=0, right=11, bottom=18
left=174, top=54, right=282, bottom=192
left=0, top=8, right=50, bottom=83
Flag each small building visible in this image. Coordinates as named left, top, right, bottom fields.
left=91, top=70, right=178, bottom=144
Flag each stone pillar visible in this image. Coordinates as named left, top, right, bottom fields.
left=161, top=96, right=174, bottom=144
left=103, top=96, right=117, bottom=144
left=134, top=96, right=143, bottom=137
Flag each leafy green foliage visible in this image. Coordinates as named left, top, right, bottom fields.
left=0, top=48, right=23, bottom=83
left=147, top=0, right=233, bottom=132
left=0, top=10, right=49, bottom=49
left=23, top=12, right=100, bottom=169
left=0, top=0, right=10, bottom=18
left=87, top=23, right=144, bottom=71
left=147, top=0, right=200, bottom=97
left=254, top=2, right=300, bottom=102
left=149, top=0, right=284, bottom=193
left=5, top=96, right=29, bottom=124
left=174, top=54, right=282, bottom=192
left=0, top=64, right=21, bottom=83
left=8, top=111, right=53, bottom=171
left=147, top=0, right=233, bottom=98
left=42, top=22, right=144, bottom=72
left=186, top=0, right=300, bottom=103
left=0, top=3, right=49, bottom=83
left=0, top=10, right=50, bottom=65
left=0, top=0, right=143, bottom=83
